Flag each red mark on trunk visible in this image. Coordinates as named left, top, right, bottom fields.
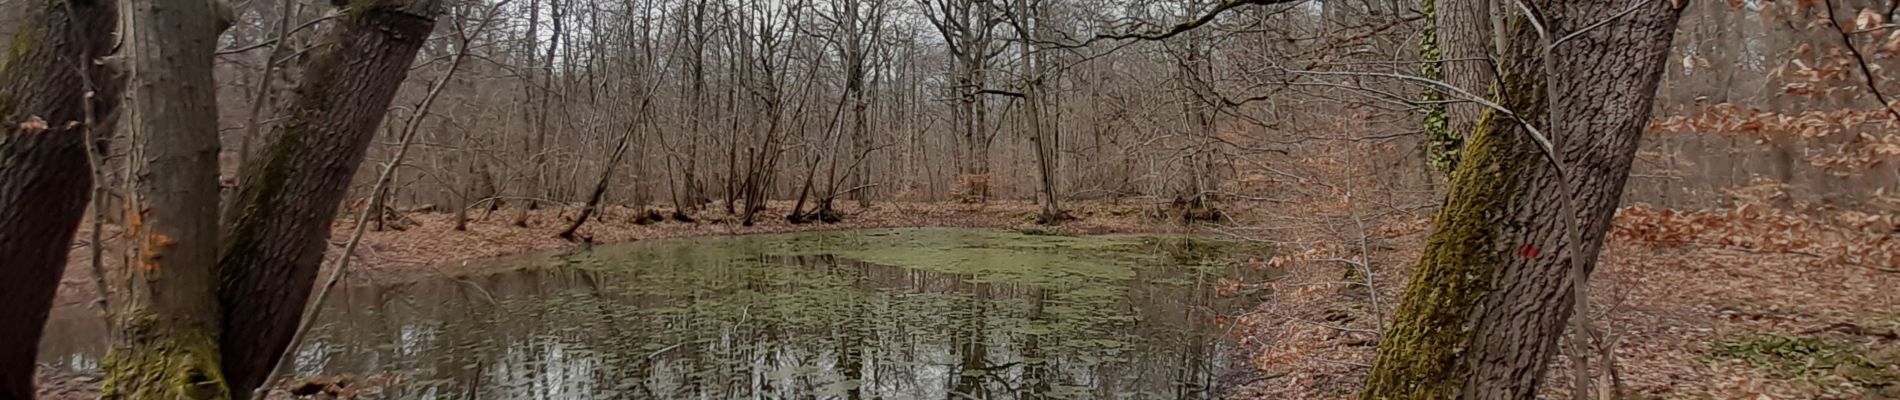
left=1518, top=244, right=1541, bottom=258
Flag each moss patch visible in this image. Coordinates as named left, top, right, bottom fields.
left=1708, top=333, right=1898, bottom=388
left=100, top=315, right=230, bottom=400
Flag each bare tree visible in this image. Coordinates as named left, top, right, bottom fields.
left=921, top=0, right=1002, bottom=202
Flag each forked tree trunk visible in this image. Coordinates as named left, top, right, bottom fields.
left=216, top=0, right=443, bottom=394
left=0, top=0, right=119, bottom=396
left=1363, top=2, right=1684, bottom=399
left=100, top=0, right=229, bottom=395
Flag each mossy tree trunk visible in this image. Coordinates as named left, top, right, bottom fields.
left=1363, top=1, right=1685, bottom=399
left=101, top=0, right=229, bottom=395
left=0, top=0, right=119, bottom=396
left=215, top=0, right=443, bottom=395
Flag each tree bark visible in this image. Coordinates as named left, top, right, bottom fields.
left=100, top=0, right=228, bottom=395
left=215, top=0, right=443, bottom=394
left=1363, top=2, right=1685, bottom=399
left=1439, top=0, right=1495, bottom=138
left=0, top=0, right=119, bottom=396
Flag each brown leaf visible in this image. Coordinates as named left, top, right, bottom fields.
left=1856, top=8, right=1886, bottom=33
left=16, top=116, right=46, bottom=134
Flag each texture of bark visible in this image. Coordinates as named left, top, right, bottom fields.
left=216, top=0, right=443, bottom=394
left=100, top=0, right=228, bottom=394
left=0, top=0, right=118, bottom=396
left=1363, top=1, right=1685, bottom=398
left=1439, top=0, right=1496, bottom=138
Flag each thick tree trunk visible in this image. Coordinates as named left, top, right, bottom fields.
left=0, top=0, right=119, bottom=396
left=215, top=0, right=442, bottom=395
left=1363, top=2, right=1684, bottom=399
left=100, top=0, right=228, bottom=395
left=1439, top=0, right=1495, bottom=138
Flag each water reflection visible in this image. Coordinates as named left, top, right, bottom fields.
left=40, top=229, right=1249, bottom=399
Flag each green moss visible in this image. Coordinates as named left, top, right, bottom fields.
left=570, top=228, right=1250, bottom=290
left=100, top=314, right=231, bottom=400
left=5, top=26, right=35, bottom=70
left=1362, top=18, right=1547, bottom=400
left=1709, top=333, right=1898, bottom=388
left=0, top=26, right=41, bottom=120
left=788, top=229, right=1156, bottom=285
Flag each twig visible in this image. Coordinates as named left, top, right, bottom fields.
left=59, top=0, right=113, bottom=329
left=1286, top=68, right=1565, bottom=174
left=232, top=0, right=301, bottom=188
left=1056, top=0, right=1304, bottom=48
left=1824, top=0, right=1900, bottom=122
left=645, top=343, right=685, bottom=359
left=1552, top=0, right=1654, bottom=48
left=1343, top=154, right=1382, bottom=326
left=213, top=12, right=342, bottom=55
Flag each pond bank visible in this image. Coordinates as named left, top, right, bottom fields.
left=55, top=200, right=1239, bottom=308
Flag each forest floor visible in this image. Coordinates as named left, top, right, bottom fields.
left=1226, top=200, right=1900, bottom=399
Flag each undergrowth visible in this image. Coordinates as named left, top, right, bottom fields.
left=1707, top=333, right=1898, bottom=390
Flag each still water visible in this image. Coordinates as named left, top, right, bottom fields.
left=41, top=228, right=1259, bottom=399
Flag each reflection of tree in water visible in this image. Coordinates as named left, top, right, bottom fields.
left=225, top=230, right=1250, bottom=399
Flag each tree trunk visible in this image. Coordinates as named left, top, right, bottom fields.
left=560, top=123, right=637, bottom=241
left=1439, top=0, right=1495, bottom=139
left=0, top=0, right=119, bottom=396
left=1363, top=2, right=1684, bottom=398
left=215, top=0, right=442, bottom=394
left=1420, top=0, right=1454, bottom=174
left=100, top=0, right=228, bottom=396
left=1016, top=1, right=1062, bottom=223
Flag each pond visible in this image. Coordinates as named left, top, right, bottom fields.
left=40, top=228, right=1264, bottom=399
